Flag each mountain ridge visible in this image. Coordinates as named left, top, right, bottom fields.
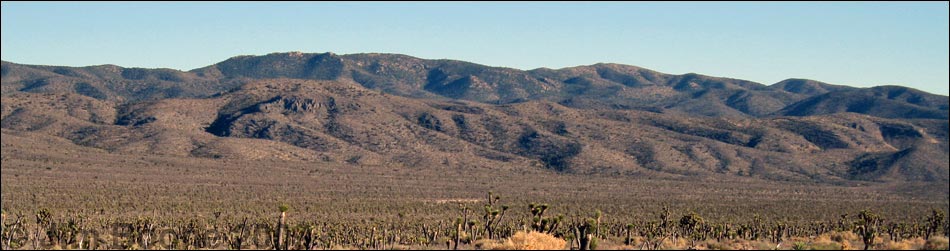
left=5, top=51, right=945, bottom=120
left=2, top=52, right=947, bottom=185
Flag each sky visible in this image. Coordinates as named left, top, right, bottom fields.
left=2, top=2, right=948, bottom=95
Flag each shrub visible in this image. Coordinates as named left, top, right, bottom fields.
left=473, top=239, right=501, bottom=250
left=883, top=239, right=917, bottom=250
left=793, top=241, right=808, bottom=250
left=811, top=242, right=843, bottom=250
left=497, top=231, right=566, bottom=250
left=830, top=231, right=858, bottom=243
left=924, top=237, right=949, bottom=250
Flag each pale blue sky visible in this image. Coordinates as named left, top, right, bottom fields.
left=2, top=2, right=948, bottom=95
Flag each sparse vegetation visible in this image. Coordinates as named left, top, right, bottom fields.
left=0, top=198, right=944, bottom=250
left=2, top=141, right=947, bottom=250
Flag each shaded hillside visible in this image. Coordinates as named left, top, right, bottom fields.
left=3, top=77, right=946, bottom=184
left=769, top=78, right=856, bottom=96
left=1, top=60, right=240, bottom=102
left=777, top=86, right=949, bottom=120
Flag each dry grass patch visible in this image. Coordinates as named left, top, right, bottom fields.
left=880, top=238, right=925, bottom=250
left=924, top=237, right=949, bottom=250
left=495, top=231, right=566, bottom=250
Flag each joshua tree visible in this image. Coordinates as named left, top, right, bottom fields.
left=679, top=212, right=704, bottom=249
left=771, top=221, right=788, bottom=243
left=659, top=207, right=674, bottom=241
left=528, top=203, right=546, bottom=232
left=528, top=203, right=556, bottom=233
left=481, top=192, right=508, bottom=240
left=1, top=209, right=5, bottom=249
left=750, top=213, right=764, bottom=240
left=131, top=217, right=153, bottom=250
left=624, top=223, right=635, bottom=246
left=837, top=213, right=851, bottom=232
left=565, top=210, right=605, bottom=251
left=594, top=209, right=603, bottom=239
left=639, top=208, right=675, bottom=250
left=853, top=209, right=881, bottom=250
left=9, top=215, right=22, bottom=250
left=926, top=209, right=946, bottom=239
left=467, top=219, right=479, bottom=242
left=301, top=224, right=318, bottom=250
left=226, top=217, right=249, bottom=250
left=34, top=208, right=52, bottom=249
left=712, top=223, right=727, bottom=242
left=573, top=217, right=598, bottom=251
left=452, top=202, right=471, bottom=250
left=2, top=211, right=22, bottom=250
left=453, top=217, right=462, bottom=250
left=275, top=204, right=290, bottom=250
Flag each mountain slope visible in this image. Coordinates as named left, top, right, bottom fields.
left=2, top=52, right=948, bottom=185
left=777, top=86, right=949, bottom=119
left=3, top=77, right=946, bottom=184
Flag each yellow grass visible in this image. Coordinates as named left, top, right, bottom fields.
left=924, top=237, right=950, bottom=250
left=660, top=237, right=690, bottom=249
left=830, top=231, right=858, bottom=243
left=883, top=238, right=925, bottom=250
left=495, top=231, right=567, bottom=250
left=810, top=234, right=844, bottom=250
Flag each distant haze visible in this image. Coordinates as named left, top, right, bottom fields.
left=1, top=2, right=947, bottom=95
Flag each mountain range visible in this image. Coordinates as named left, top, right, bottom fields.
left=2, top=52, right=947, bottom=185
